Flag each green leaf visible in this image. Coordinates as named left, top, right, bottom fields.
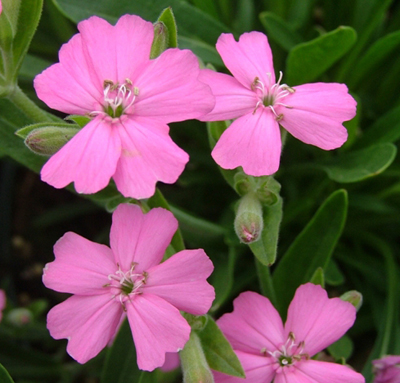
left=328, top=335, right=354, bottom=360
left=178, top=36, right=223, bottom=67
left=53, top=0, right=230, bottom=45
left=286, top=26, right=357, bottom=85
left=157, top=7, right=177, bottom=48
left=273, top=190, right=348, bottom=317
left=259, top=12, right=302, bottom=51
left=309, top=267, right=325, bottom=287
left=349, top=30, right=400, bottom=89
left=197, top=316, right=245, bottom=378
left=101, top=319, right=141, bottom=383
left=319, top=143, right=397, bottom=183
left=355, top=105, right=400, bottom=148
left=249, top=197, right=283, bottom=266
left=0, top=364, right=15, bottom=383
left=11, top=0, right=43, bottom=77
left=325, top=259, right=345, bottom=286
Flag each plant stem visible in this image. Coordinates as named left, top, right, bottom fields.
left=7, top=86, right=55, bottom=123
left=255, top=258, right=277, bottom=306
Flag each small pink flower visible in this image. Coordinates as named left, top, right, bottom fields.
left=373, top=356, right=400, bottom=383
left=34, top=15, right=214, bottom=199
left=0, top=289, right=6, bottom=322
left=214, top=283, right=365, bottom=383
left=200, top=32, right=357, bottom=176
left=42, top=204, right=215, bottom=371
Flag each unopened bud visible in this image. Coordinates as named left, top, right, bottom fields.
left=24, top=126, right=79, bottom=156
left=180, top=331, right=214, bottom=383
left=6, top=308, right=32, bottom=326
left=150, top=21, right=169, bottom=59
left=340, top=290, right=363, bottom=311
left=234, top=192, right=263, bottom=244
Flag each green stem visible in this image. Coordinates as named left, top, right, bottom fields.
left=255, top=258, right=277, bottom=307
left=7, top=86, right=54, bottom=123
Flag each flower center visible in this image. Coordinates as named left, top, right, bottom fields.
left=104, top=262, right=148, bottom=309
left=251, top=71, right=295, bottom=121
left=89, top=79, right=139, bottom=120
left=261, top=332, right=309, bottom=370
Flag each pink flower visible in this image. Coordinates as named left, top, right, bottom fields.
left=42, top=203, right=215, bottom=371
left=214, top=283, right=365, bottom=383
left=34, top=15, right=214, bottom=199
left=373, top=356, right=400, bottom=383
left=0, top=289, right=6, bottom=322
left=200, top=32, right=357, bottom=176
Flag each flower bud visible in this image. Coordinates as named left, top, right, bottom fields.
left=6, top=308, right=32, bottom=326
left=234, top=192, right=264, bottom=244
left=150, top=21, right=169, bottom=59
left=24, top=126, right=79, bottom=156
left=180, top=331, right=214, bottom=383
left=340, top=290, right=363, bottom=311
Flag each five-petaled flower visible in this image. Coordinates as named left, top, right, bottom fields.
left=200, top=32, right=357, bottom=176
left=214, top=283, right=365, bottom=383
left=34, top=14, right=214, bottom=199
left=42, top=203, right=215, bottom=371
left=373, top=355, right=400, bottom=383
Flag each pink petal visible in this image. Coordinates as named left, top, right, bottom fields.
left=199, top=69, right=257, bottom=121
left=0, top=290, right=6, bottom=322
left=43, top=232, right=115, bottom=295
left=284, top=283, right=356, bottom=356
left=113, top=117, right=189, bottom=199
left=109, top=204, right=178, bottom=272
left=279, top=83, right=356, bottom=150
left=77, top=15, right=153, bottom=88
left=47, top=294, right=122, bottom=364
left=160, top=352, right=180, bottom=372
left=126, top=294, right=191, bottom=371
left=34, top=33, right=102, bottom=115
left=216, top=32, right=275, bottom=89
left=40, top=117, right=121, bottom=194
left=211, top=110, right=282, bottom=176
left=144, top=249, right=215, bottom=315
left=292, top=360, right=365, bottom=383
left=217, top=291, right=285, bottom=355
left=214, top=350, right=276, bottom=383
left=134, top=48, right=215, bottom=123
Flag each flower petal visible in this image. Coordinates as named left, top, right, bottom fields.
left=293, top=360, right=365, bottom=383
left=47, top=294, right=122, bottom=364
left=43, top=232, right=115, bottom=295
left=144, top=249, right=215, bottom=315
left=34, top=33, right=102, bottom=115
left=134, top=48, right=215, bottom=123
left=77, top=15, right=154, bottom=88
left=199, top=69, right=257, bottom=121
left=211, top=110, right=282, bottom=176
left=217, top=291, right=285, bottom=354
left=284, top=283, right=356, bottom=356
left=126, top=294, right=191, bottom=371
left=216, top=32, right=275, bottom=89
left=40, top=117, right=121, bottom=194
left=279, top=83, right=356, bottom=150
left=110, top=204, right=178, bottom=272
left=214, top=350, right=276, bottom=383
left=113, top=117, right=189, bottom=199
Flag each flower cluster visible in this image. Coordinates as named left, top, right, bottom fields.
left=36, top=12, right=364, bottom=380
